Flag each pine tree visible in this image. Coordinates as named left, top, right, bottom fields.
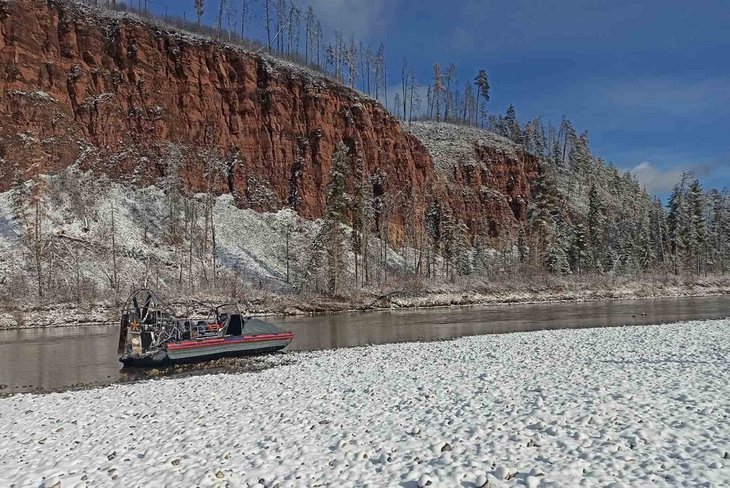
left=687, top=178, right=707, bottom=274
left=559, top=117, right=576, bottom=166
left=570, top=223, right=588, bottom=274
left=501, top=104, right=522, bottom=144
left=544, top=235, right=569, bottom=274
left=517, top=226, right=528, bottom=264
left=569, top=130, right=591, bottom=176
left=473, top=69, right=490, bottom=127
left=528, top=161, right=560, bottom=269
left=314, top=142, right=350, bottom=295
left=425, top=199, right=442, bottom=278
left=636, top=213, right=654, bottom=270
left=454, top=220, right=472, bottom=277
left=708, top=189, right=729, bottom=272
left=649, top=196, right=669, bottom=265
left=667, top=173, right=692, bottom=274
left=587, top=183, right=605, bottom=272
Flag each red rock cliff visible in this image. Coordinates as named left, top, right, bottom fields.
left=0, top=0, right=432, bottom=214
left=0, top=0, right=537, bottom=247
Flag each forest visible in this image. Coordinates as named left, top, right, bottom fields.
left=0, top=0, right=727, bottom=313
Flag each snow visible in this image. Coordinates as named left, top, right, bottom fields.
left=0, top=173, right=320, bottom=296
left=1, top=319, right=729, bottom=487
left=64, top=0, right=384, bottom=111
left=407, top=121, right=521, bottom=173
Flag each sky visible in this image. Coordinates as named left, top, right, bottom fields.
left=129, top=0, right=730, bottom=197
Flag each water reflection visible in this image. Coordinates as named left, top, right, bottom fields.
left=0, top=295, right=727, bottom=393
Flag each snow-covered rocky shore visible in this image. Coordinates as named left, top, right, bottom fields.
left=1, top=320, right=729, bottom=487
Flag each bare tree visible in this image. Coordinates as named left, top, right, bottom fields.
left=304, top=6, right=315, bottom=63
left=407, top=70, right=418, bottom=125
left=433, top=64, right=444, bottom=121
left=195, top=0, right=204, bottom=28
left=364, top=46, right=373, bottom=96
left=348, top=35, right=358, bottom=89
left=240, top=0, right=254, bottom=39
left=264, top=0, right=272, bottom=52
left=217, top=0, right=228, bottom=37
left=401, top=58, right=408, bottom=120
left=110, top=202, right=119, bottom=291
left=374, top=44, right=384, bottom=101
left=444, top=63, right=456, bottom=121
left=315, top=21, right=323, bottom=67
left=275, top=0, right=286, bottom=54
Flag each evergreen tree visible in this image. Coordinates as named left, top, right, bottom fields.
left=649, top=196, right=669, bottom=265
left=636, top=213, right=654, bottom=270
left=544, top=234, right=569, bottom=274
left=425, top=198, right=442, bottom=277
left=473, top=70, right=490, bottom=127
left=500, top=104, right=522, bottom=144
left=569, top=223, right=588, bottom=274
left=587, top=183, right=605, bottom=271
left=568, top=130, right=591, bottom=175
left=667, top=173, right=692, bottom=273
left=528, top=161, right=560, bottom=269
left=454, top=220, right=472, bottom=277
left=309, top=142, right=350, bottom=295
left=687, top=178, right=707, bottom=274
left=708, top=189, right=730, bottom=272
left=517, top=226, right=528, bottom=264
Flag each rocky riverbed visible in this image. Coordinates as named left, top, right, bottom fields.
left=1, top=319, right=729, bottom=487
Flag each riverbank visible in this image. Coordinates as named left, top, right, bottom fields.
left=1, top=319, right=728, bottom=487
left=1, top=273, right=728, bottom=329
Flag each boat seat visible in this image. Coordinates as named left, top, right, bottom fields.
left=226, top=314, right=243, bottom=336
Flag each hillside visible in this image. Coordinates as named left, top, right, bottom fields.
left=0, top=0, right=727, bottom=321
left=0, top=0, right=433, bottom=220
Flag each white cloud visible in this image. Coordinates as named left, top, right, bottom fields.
left=629, top=161, right=685, bottom=194
left=307, top=0, right=398, bottom=40
left=598, top=76, right=730, bottom=116
left=627, top=161, right=722, bottom=195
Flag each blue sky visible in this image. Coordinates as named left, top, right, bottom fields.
left=134, top=0, right=730, bottom=196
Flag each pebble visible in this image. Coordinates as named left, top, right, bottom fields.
left=526, top=475, right=541, bottom=487
left=494, top=466, right=516, bottom=480
left=42, top=477, right=61, bottom=488
left=417, top=474, right=432, bottom=487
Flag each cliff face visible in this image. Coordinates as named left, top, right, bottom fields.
left=0, top=0, right=537, bottom=247
left=0, top=0, right=432, bottom=215
left=408, top=123, right=539, bottom=244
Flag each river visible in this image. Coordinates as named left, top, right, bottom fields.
left=0, top=295, right=727, bottom=394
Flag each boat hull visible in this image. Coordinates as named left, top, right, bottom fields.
left=120, top=333, right=293, bottom=367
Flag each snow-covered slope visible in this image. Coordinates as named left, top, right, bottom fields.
left=0, top=170, right=322, bottom=299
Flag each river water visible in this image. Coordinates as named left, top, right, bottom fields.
left=1, top=295, right=727, bottom=394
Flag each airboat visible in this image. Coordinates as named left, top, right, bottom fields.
left=119, top=289, right=294, bottom=367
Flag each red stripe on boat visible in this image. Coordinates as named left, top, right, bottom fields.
left=166, top=333, right=294, bottom=351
